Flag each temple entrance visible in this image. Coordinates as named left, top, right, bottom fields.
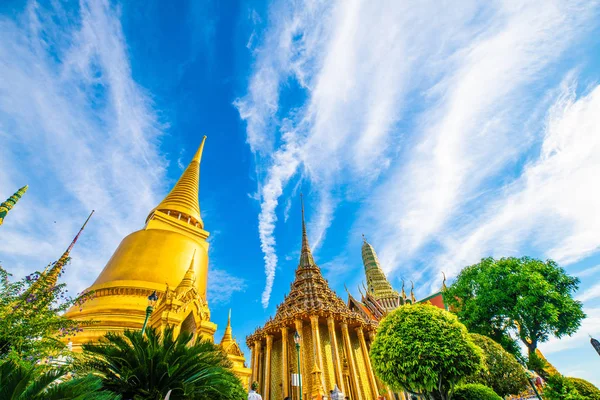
left=181, top=312, right=197, bottom=336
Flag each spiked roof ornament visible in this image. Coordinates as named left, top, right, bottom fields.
left=0, top=185, right=28, bottom=226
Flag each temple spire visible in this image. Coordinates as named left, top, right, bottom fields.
left=46, top=210, right=94, bottom=286
left=220, top=308, right=234, bottom=346
left=299, top=194, right=316, bottom=268
left=0, top=185, right=28, bottom=226
left=149, top=136, right=206, bottom=228
left=176, top=250, right=197, bottom=295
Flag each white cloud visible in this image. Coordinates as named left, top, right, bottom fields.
left=0, top=1, right=226, bottom=297
left=207, top=268, right=247, bottom=304
left=578, top=283, right=600, bottom=303
left=237, top=0, right=600, bottom=306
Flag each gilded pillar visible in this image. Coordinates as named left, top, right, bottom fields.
left=281, top=327, right=290, bottom=397
left=356, top=326, right=379, bottom=398
left=310, top=314, right=326, bottom=391
left=252, top=340, right=261, bottom=384
left=341, top=321, right=363, bottom=400
left=265, top=335, right=273, bottom=400
left=294, top=319, right=306, bottom=398
left=327, top=316, right=345, bottom=393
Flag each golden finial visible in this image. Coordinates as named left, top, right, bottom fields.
left=442, top=272, right=447, bottom=290
left=410, top=280, right=416, bottom=304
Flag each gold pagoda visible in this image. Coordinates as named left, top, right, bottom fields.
left=64, top=137, right=250, bottom=385
left=246, top=197, right=382, bottom=400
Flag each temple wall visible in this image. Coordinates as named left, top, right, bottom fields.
left=271, top=339, right=282, bottom=400
left=320, top=323, right=335, bottom=392
left=351, top=330, right=373, bottom=399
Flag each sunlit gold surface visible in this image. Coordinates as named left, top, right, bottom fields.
left=64, top=138, right=249, bottom=385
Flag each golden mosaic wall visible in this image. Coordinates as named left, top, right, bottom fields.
left=302, top=323, right=315, bottom=396
left=319, top=323, right=335, bottom=391
left=350, top=330, right=373, bottom=399
left=271, top=339, right=283, bottom=400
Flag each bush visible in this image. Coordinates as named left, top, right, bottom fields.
left=465, top=333, right=528, bottom=397
left=453, top=383, right=501, bottom=400
left=370, top=304, right=482, bottom=400
left=568, top=377, right=600, bottom=400
left=543, top=374, right=584, bottom=400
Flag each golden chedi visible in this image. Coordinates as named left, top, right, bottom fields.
left=246, top=196, right=383, bottom=400
left=66, top=137, right=217, bottom=348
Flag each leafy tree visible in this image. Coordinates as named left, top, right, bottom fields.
left=445, top=257, right=585, bottom=367
left=452, top=383, right=501, bottom=400
left=567, top=377, right=600, bottom=400
left=370, top=303, right=482, bottom=400
left=0, top=358, right=117, bottom=400
left=79, top=326, right=246, bottom=400
left=543, top=374, right=584, bottom=400
left=464, top=333, right=528, bottom=397
left=0, top=264, right=93, bottom=359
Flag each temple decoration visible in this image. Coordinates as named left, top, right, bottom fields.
left=0, top=185, right=28, bottom=226
left=361, top=235, right=401, bottom=311
left=45, top=210, right=95, bottom=287
left=591, top=336, right=600, bottom=357
left=220, top=310, right=252, bottom=389
left=246, top=195, right=382, bottom=400
left=64, top=137, right=249, bottom=384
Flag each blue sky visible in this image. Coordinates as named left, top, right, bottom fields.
left=1, top=0, right=600, bottom=386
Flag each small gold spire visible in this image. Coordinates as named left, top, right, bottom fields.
left=220, top=308, right=234, bottom=346
left=149, top=136, right=207, bottom=228
left=441, top=272, right=447, bottom=291
left=176, top=250, right=197, bottom=295
left=410, top=280, right=416, bottom=304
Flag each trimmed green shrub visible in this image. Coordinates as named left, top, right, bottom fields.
left=568, top=377, right=600, bottom=400
left=453, top=383, right=501, bottom=400
left=543, top=374, right=584, bottom=400
left=370, top=303, right=482, bottom=400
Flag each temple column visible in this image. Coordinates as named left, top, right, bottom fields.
left=327, top=316, right=345, bottom=393
left=252, top=340, right=261, bottom=384
left=294, top=319, right=306, bottom=399
left=356, top=326, right=379, bottom=398
left=341, top=321, right=363, bottom=400
left=265, top=335, right=273, bottom=400
left=281, top=327, right=290, bottom=398
left=310, top=314, right=326, bottom=393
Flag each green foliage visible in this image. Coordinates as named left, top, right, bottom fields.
left=452, top=383, right=501, bottom=400
left=370, top=303, right=482, bottom=400
left=0, top=358, right=117, bottom=400
left=464, top=333, right=528, bottom=397
left=0, top=265, right=93, bottom=359
left=445, top=257, right=585, bottom=365
left=567, top=377, right=600, bottom=400
left=79, top=326, right=246, bottom=400
left=543, top=374, right=585, bottom=400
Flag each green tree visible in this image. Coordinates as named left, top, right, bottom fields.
left=0, top=358, right=116, bottom=400
left=0, top=265, right=92, bottom=359
left=79, top=326, right=246, bottom=400
left=567, top=377, right=600, bottom=400
left=452, top=383, right=501, bottom=400
left=543, top=374, right=584, bottom=400
left=445, top=257, right=585, bottom=366
left=370, top=303, right=482, bottom=400
left=464, top=333, right=528, bottom=397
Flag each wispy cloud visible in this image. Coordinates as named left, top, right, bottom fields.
left=236, top=0, right=600, bottom=306
left=208, top=268, right=247, bottom=304
left=0, top=0, right=166, bottom=292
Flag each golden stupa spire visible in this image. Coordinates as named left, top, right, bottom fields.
left=401, top=279, right=407, bottom=301
left=46, top=210, right=95, bottom=286
left=299, top=193, right=316, bottom=268
left=175, top=250, right=197, bottom=295
left=410, top=280, right=417, bottom=304
left=220, top=309, right=234, bottom=347
left=150, top=136, right=206, bottom=228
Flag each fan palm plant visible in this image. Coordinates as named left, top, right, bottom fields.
left=0, top=358, right=117, bottom=400
left=79, top=326, right=246, bottom=400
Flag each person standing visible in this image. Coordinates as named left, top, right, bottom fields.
left=248, top=381, right=263, bottom=400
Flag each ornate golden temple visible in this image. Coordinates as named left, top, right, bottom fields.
left=64, top=137, right=251, bottom=386
left=246, top=197, right=384, bottom=400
